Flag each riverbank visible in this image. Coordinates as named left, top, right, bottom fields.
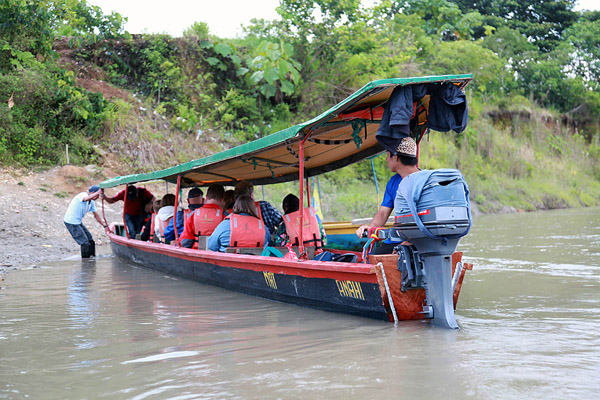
left=0, top=166, right=123, bottom=271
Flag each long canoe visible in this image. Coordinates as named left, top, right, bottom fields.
left=100, top=74, right=474, bottom=327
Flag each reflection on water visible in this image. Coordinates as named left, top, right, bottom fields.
left=1, top=207, right=599, bottom=399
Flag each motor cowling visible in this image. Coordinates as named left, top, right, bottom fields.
left=391, top=169, right=471, bottom=329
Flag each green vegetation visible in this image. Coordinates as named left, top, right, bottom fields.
left=1, top=0, right=599, bottom=218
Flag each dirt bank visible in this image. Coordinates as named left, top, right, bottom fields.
left=0, top=165, right=126, bottom=272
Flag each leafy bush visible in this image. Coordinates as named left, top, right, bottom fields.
left=0, top=66, right=109, bottom=165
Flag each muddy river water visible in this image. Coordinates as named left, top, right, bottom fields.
left=1, top=207, right=599, bottom=399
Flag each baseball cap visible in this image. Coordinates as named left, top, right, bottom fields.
left=188, top=187, right=204, bottom=198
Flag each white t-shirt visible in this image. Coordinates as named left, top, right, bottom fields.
left=63, top=192, right=96, bottom=224
left=154, top=205, right=175, bottom=239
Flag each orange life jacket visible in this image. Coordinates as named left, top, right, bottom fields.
left=229, top=213, right=265, bottom=247
left=193, top=204, right=225, bottom=237
left=283, top=207, right=323, bottom=247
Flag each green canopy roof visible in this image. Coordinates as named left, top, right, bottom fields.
left=99, top=74, right=472, bottom=189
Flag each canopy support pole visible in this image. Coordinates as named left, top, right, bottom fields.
left=123, top=185, right=130, bottom=239
left=298, top=130, right=315, bottom=258
left=371, top=158, right=380, bottom=204
left=173, top=175, right=181, bottom=244
left=299, top=141, right=305, bottom=257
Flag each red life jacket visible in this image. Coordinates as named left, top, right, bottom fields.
left=283, top=207, right=322, bottom=247
left=183, top=208, right=192, bottom=220
left=229, top=213, right=265, bottom=247
left=193, top=204, right=225, bottom=237
left=157, top=216, right=172, bottom=242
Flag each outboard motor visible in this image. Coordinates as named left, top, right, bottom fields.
left=392, top=169, right=471, bottom=329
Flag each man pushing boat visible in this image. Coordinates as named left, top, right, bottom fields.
left=63, top=185, right=109, bottom=258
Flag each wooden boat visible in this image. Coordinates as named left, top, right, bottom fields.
left=99, top=74, right=474, bottom=328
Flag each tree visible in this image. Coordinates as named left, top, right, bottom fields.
left=427, top=40, right=503, bottom=96
left=404, top=0, right=485, bottom=40
left=482, top=26, right=537, bottom=93
left=0, top=0, right=54, bottom=71
left=517, top=44, right=586, bottom=112
left=247, top=40, right=301, bottom=104
left=454, top=0, right=578, bottom=51
left=564, top=12, right=600, bottom=89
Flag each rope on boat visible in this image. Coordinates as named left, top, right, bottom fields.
left=362, top=227, right=384, bottom=262
left=377, top=262, right=398, bottom=324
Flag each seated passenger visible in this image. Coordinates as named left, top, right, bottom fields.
left=274, top=194, right=325, bottom=247
left=163, top=187, right=204, bottom=243
left=234, top=181, right=282, bottom=244
left=154, top=194, right=175, bottom=243
left=140, top=199, right=162, bottom=241
left=223, top=189, right=235, bottom=214
left=180, top=184, right=225, bottom=249
left=207, top=194, right=270, bottom=252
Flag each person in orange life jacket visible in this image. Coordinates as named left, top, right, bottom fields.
left=223, top=189, right=235, bottom=214
left=207, top=194, right=270, bottom=252
left=103, top=185, right=155, bottom=238
left=140, top=199, right=162, bottom=241
left=355, top=136, right=419, bottom=254
left=274, top=194, right=327, bottom=247
left=180, top=184, right=225, bottom=248
left=234, top=181, right=282, bottom=244
left=154, top=194, right=176, bottom=243
left=64, top=185, right=109, bottom=258
left=163, top=187, right=204, bottom=243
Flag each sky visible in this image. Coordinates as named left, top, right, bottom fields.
left=88, top=0, right=600, bottom=39
left=87, top=0, right=281, bottom=38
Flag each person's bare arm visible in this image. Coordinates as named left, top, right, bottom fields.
left=102, top=190, right=118, bottom=204
left=82, top=192, right=100, bottom=202
left=93, top=211, right=109, bottom=232
left=355, top=206, right=392, bottom=237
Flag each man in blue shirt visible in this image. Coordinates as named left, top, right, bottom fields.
left=63, top=185, right=108, bottom=258
left=356, top=137, right=420, bottom=254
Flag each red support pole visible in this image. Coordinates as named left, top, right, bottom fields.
left=123, top=185, right=130, bottom=239
left=173, top=175, right=181, bottom=244
left=298, top=141, right=305, bottom=257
